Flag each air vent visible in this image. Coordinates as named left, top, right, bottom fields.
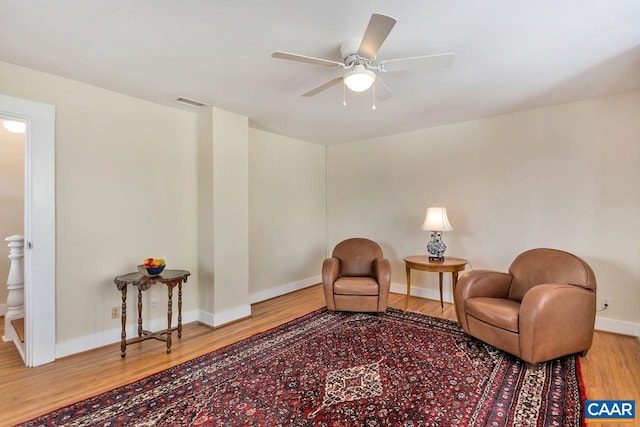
left=175, top=97, right=209, bottom=109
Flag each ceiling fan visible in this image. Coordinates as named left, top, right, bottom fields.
left=271, top=13, right=455, bottom=100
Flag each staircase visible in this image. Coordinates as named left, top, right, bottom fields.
left=2, top=235, right=25, bottom=362
left=11, top=318, right=25, bottom=343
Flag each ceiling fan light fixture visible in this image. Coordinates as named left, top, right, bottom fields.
left=2, top=120, right=26, bottom=134
left=343, top=66, right=376, bottom=92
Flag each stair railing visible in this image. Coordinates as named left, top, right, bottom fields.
left=3, top=234, right=26, bottom=362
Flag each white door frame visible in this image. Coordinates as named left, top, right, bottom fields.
left=0, top=94, right=56, bottom=367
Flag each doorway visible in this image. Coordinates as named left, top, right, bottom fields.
left=0, top=118, right=26, bottom=358
left=0, top=94, right=55, bottom=367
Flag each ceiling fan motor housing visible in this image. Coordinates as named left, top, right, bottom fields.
left=341, top=38, right=369, bottom=65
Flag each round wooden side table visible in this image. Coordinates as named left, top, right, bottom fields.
left=403, top=256, right=468, bottom=311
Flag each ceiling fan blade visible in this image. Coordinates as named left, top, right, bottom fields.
left=378, top=53, right=456, bottom=73
left=374, top=76, right=394, bottom=100
left=358, top=13, right=397, bottom=59
left=271, top=51, right=344, bottom=68
left=302, top=77, right=343, bottom=97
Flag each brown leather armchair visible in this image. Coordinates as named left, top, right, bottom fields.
left=322, top=238, right=391, bottom=314
left=454, top=248, right=597, bottom=365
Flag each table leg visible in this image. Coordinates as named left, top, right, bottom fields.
left=178, top=282, right=183, bottom=338
left=439, top=272, right=444, bottom=308
left=404, top=265, right=411, bottom=312
left=120, top=286, right=127, bottom=358
left=166, top=285, right=173, bottom=354
left=137, top=289, right=143, bottom=337
left=452, top=271, right=460, bottom=309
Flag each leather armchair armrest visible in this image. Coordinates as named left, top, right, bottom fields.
left=519, top=284, right=596, bottom=364
left=374, top=258, right=391, bottom=313
left=454, top=270, right=512, bottom=332
left=373, top=258, right=391, bottom=291
left=322, top=258, right=340, bottom=283
left=455, top=270, right=512, bottom=300
left=322, top=258, right=340, bottom=311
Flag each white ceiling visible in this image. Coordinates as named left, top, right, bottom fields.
left=1, top=1, right=639, bottom=145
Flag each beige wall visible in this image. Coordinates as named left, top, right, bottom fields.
left=0, top=123, right=24, bottom=307
left=0, top=60, right=326, bottom=354
left=3, top=56, right=638, bottom=355
left=248, top=128, right=326, bottom=299
left=198, top=106, right=250, bottom=326
left=327, top=90, right=640, bottom=329
left=0, top=61, right=199, bottom=348
left=197, top=109, right=215, bottom=318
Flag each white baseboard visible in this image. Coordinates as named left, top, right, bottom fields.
left=392, top=282, right=640, bottom=337
left=390, top=281, right=454, bottom=306
left=0, top=303, right=6, bottom=316
left=55, top=309, right=200, bottom=358
left=595, top=316, right=640, bottom=337
left=53, top=275, right=321, bottom=359
left=198, top=304, right=251, bottom=328
left=249, top=275, right=321, bottom=304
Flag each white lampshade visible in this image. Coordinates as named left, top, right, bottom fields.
left=421, top=207, right=453, bottom=232
left=343, top=65, right=376, bottom=92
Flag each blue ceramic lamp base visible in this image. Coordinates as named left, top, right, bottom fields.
left=427, top=231, right=447, bottom=262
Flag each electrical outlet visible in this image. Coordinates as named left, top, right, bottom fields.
left=111, top=306, right=119, bottom=319
left=603, top=297, right=610, bottom=307
left=151, top=299, right=157, bottom=310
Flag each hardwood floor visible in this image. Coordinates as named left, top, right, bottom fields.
left=1, top=285, right=639, bottom=426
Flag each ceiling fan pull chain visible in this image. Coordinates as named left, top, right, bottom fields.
left=343, top=81, right=347, bottom=106
left=372, top=82, right=377, bottom=110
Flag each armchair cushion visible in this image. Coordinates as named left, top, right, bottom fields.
left=455, top=270, right=512, bottom=332
left=334, top=277, right=380, bottom=295
left=465, top=298, right=520, bottom=333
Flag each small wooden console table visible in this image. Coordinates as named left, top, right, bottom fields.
left=403, top=256, right=467, bottom=311
left=114, top=269, right=190, bottom=357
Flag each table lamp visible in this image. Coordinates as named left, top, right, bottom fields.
left=421, top=207, right=453, bottom=262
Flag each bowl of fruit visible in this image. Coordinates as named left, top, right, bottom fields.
left=137, top=258, right=166, bottom=276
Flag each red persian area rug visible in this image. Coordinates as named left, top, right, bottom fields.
left=19, top=308, right=585, bottom=426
